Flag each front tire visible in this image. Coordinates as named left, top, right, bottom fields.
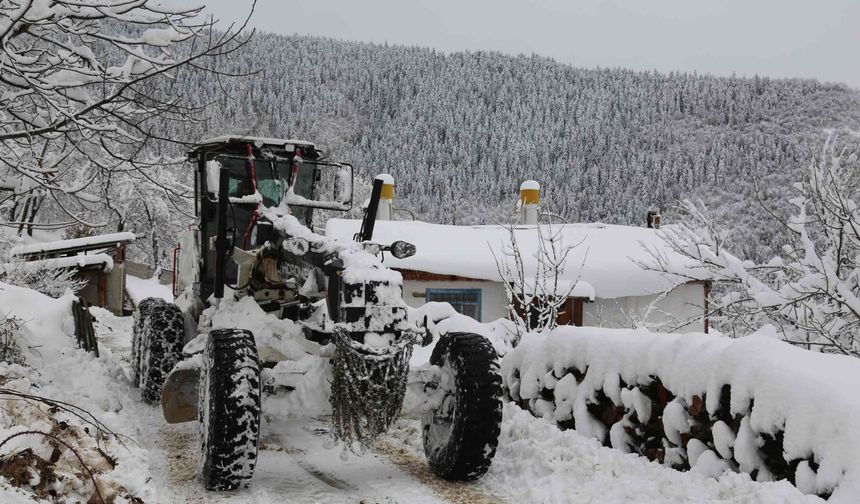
left=132, top=298, right=185, bottom=403
left=422, top=332, right=503, bottom=481
left=199, top=329, right=261, bottom=491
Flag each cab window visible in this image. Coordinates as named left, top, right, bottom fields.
left=275, top=159, right=314, bottom=222
left=254, top=161, right=282, bottom=206
left=208, top=156, right=253, bottom=198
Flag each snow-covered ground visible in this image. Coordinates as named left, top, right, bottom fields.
left=0, top=283, right=829, bottom=503
left=389, top=403, right=819, bottom=504
left=125, top=274, right=173, bottom=305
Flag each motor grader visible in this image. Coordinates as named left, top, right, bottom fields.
left=130, top=136, right=503, bottom=490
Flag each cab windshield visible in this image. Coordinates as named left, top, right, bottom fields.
left=255, top=158, right=314, bottom=221
left=208, top=154, right=317, bottom=222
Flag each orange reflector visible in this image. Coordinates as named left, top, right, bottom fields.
left=520, top=188, right=539, bottom=205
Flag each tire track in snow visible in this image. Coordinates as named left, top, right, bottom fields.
left=96, top=310, right=495, bottom=503
left=373, top=440, right=508, bottom=504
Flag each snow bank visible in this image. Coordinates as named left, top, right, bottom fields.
left=387, top=402, right=819, bottom=504
left=0, top=282, right=76, bottom=359
left=0, top=283, right=159, bottom=503
left=502, top=325, right=860, bottom=502
left=407, top=301, right=516, bottom=367
left=125, top=274, right=172, bottom=304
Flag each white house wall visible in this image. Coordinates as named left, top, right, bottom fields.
left=400, top=279, right=509, bottom=323
left=582, top=282, right=706, bottom=333
left=400, top=278, right=706, bottom=332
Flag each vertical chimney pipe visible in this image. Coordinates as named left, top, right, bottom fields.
left=520, top=180, right=540, bottom=225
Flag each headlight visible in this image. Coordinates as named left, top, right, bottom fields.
left=283, top=236, right=310, bottom=256
left=390, top=240, right=416, bottom=259
left=362, top=242, right=381, bottom=255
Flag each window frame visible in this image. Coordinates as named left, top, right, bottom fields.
left=425, top=288, right=482, bottom=321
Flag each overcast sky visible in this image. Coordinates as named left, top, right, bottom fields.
left=201, top=0, right=860, bottom=88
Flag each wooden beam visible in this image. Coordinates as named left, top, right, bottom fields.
left=573, top=298, right=584, bottom=327
left=396, top=269, right=490, bottom=282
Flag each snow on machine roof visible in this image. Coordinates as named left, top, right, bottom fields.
left=196, top=135, right=316, bottom=152
left=325, top=219, right=710, bottom=300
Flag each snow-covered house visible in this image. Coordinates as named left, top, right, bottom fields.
left=325, top=175, right=710, bottom=332
left=8, top=232, right=135, bottom=315
left=325, top=218, right=710, bottom=333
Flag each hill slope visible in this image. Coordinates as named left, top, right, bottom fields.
left=161, top=34, right=860, bottom=261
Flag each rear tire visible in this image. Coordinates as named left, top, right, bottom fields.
left=132, top=298, right=185, bottom=403
left=422, top=332, right=503, bottom=481
left=199, top=329, right=261, bottom=491
left=131, top=298, right=157, bottom=385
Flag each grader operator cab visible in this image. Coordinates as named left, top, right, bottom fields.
left=130, top=136, right=503, bottom=491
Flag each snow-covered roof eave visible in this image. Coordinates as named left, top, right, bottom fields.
left=521, top=277, right=596, bottom=301
left=10, top=232, right=135, bottom=257
left=3, top=253, right=114, bottom=272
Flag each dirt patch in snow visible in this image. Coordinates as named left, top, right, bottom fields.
left=0, top=417, right=144, bottom=504
left=159, top=423, right=199, bottom=488
left=374, top=440, right=507, bottom=504
left=0, top=447, right=58, bottom=499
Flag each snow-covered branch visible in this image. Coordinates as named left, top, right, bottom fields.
left=0, top=0, right=254, bottom=239
left=645, top=138, right=860, bottom=356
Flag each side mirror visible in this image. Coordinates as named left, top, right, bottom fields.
left=335, top=164, right=353, bottom=206
left=389, top=240, right=416, bottom=259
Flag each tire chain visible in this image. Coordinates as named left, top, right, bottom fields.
left=329, top=329, right=415, bottom=453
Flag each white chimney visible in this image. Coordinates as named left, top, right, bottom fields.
left=520, top=180, right=540, bottom=225
left=375, top=173, right=395, bottom=221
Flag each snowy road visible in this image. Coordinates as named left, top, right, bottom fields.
left=94, top=308, right=478, bottom=504
left=146, top=416, right=452, bottom=504
left=90, top=307, right=820, bottom=504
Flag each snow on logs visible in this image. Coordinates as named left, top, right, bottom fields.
left=501, top=326, right=860, bottom=502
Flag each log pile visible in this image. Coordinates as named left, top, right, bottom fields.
left=503, top=328, right=853, bottom=500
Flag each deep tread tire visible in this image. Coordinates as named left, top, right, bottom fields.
left=131, top=298, right=158, bottom=386
left=131, top=298, right=185, bottom=403
left=199, top=329, right=261, bottom=491
left=423, top=332, right=503, bottom=481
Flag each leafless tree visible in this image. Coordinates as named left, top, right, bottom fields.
left=0, top=0, right=255, bottom=238
left=491, top=215, right=585, bottom=344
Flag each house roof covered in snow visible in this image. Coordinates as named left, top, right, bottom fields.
left=325, top=219, right=709, bottom=300
left=10, top=232, right=135, bottom=258
left=2, top=253, right=113, bottom=272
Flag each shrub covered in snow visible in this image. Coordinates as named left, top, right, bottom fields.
left=502, top=325, right=860, bottom=502
left=0, top=317, right=25, bottom=366
left=0, top=260, right=87, bottom=299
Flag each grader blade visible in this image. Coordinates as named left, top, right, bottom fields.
left=161, top=368, right=200, bottom=423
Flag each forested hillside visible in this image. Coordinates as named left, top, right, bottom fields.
left=161, top=34, right=860, bottom=262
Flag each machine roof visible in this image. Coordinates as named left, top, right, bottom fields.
left=196, top=135, right=316, bottom=151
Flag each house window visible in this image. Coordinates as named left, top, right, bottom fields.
left=426, top=288, right=482, bottom=321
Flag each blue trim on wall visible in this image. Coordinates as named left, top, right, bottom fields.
left=425, top=288, right=482, bottom=321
